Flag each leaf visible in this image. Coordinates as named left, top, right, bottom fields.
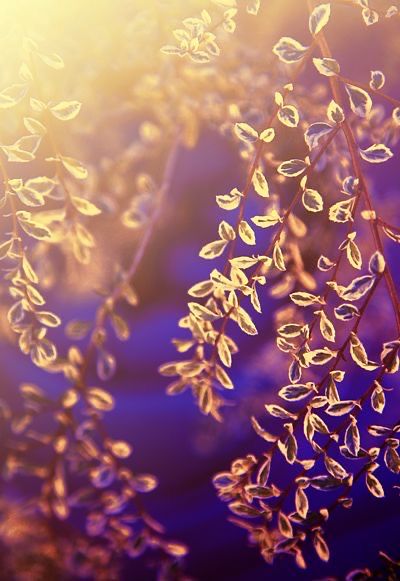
left=30, top=97, right=46, bottom=112
left=161, top=44, right=184, bottom=56
left=0, top=239, right=13, bottom=260
left=22, top=254, right=38, bottom=283
left=96, top=350, right=116, bottom=381
left=303, top=348, right=337, bottom=366
left=49, top=100, right=82, bottom=121
left=107, top=439, right=131, bottom=460
left=16, top=211, right=52, bottom=240
left=251, top=210, right=281, bottom=228
left=235, top=306, right=257, bottom=335
left=318, top=255, right=336, bottom=271
left=216, top=188, right=242, bottom=210
left=318, top=310, right=336, bottom=342
left=246, top=0, right=260, bottom=15
left=349, top=332, right=372, bottom=369
left=251, top=417, right=278, bottom=442
left=278, top=384, right=314, bottom=401
left=188, top=280, right=214, bottom=298
left=295, top=487, right=309, bottom=519
left=329, top=197, right=354, bottom=223
left=362, top=7, right=379, bottom=25
left=234, top=122, right=258, bottom=143
left=71, top=196, right=101, bottom=216
left=371, top=381, right=385, bottom=413
left=370, top=70, right=385, bottom=90
left=1, top=135, right=41, bottom=163
left=278, top=105, right=299, bottom=128
left=369, top=251, right=385, bottom=274
left=259, top=128, right=275, bottom=143
left=384, top=447, right=400, bottom=474
left=228, top=502, right=260, bottom=518
left=340, top=274, right=374, bottom=301
left=309, top=3, right=331, bottom=36
left=327, top=99, right=345, bottom=124
left=334, top=303, right=359, bottom=321
left=366, top=471, right=384, bottom=497
left=36, top=311, right=61, bottom=327
left=110, top=313, right=130, bottom=341
left=290, top=291, right=321, bottom=306
left=15, top=186, right=45, bottom=207
left=345, top=417, right=360, bottom=456
left=326, top=400, right=357, bottom=416
left=0, top=83, right=28, bottom=108
left=273, top=242, right=286, bottom=271
left=380, top=340, right=400, bottom=373
left=309, top=475, right=342, bottom=491
left=277, top=433, right=298, bottom=464
left=313, top=530, right=330, bottom=562
left=392, top=107, right=400, bottom=126
left=313, top=57, right=340, bottom=76
left=218, top=220, right=235, bottom=241
left=272, top=37, right=309, bottom=64
left=229, top=256, right=260, bottom=269
left=383, top=226, right=400, bottom=243
left=215, top=364, right=234, bottom=389
left=199, top=239, right=228, bottom=259
left=188, top=302, right=220, bottom=322
left=37, top=51, right=64, bottom=69
left=238, top=220, right=256, bottom=245
left=345, top=84, right=372, bottom=118
left=304, top=122, right=333, bottom=150
left=87, top=388, right=115, bottom=411
left=24, top=177, right=56, bottom=196
left=360, top=144, right=393, bottom=163
left=278, top=511, right=293, bottom=538
left=277, top=323, right=304, bottom=338
left=59, top=155, right=88, bottom=179
left=24, top=116, right=47, bottom=135
left=345, top=237, right=362, bottom=270
left=325, top=455, right=348, bottom=479
left=217, top=336, right=232, bottom=367
left=278, top=159, right=308, bottom=177
left=265, top=404, right=297, bottom=420
left=302, top=188, right=324, bottom=212
left=252, top=170, right=269, bottom=197
left=245, top=484, right=277, bottom=499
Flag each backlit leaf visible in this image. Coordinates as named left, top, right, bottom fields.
left=234, top=122, right=258, bottom=143
left=345, top=84, right=372, bottom=117
left=309, top=3, right=331, bottom=36
left=302, top=188, right=324, bottom=212
left=359, top=144, right=393, bottom=163
left=49, top=100, right=82, bottom=121
left=278, top=159, right=308, bottom=177
left=313, top=57, right=340, bottom=76
left=273, top=37, right=309, bottom=64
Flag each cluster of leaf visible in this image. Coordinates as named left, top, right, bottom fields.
left=0, top=7, right=197, bottom=578
left=161, top=0, right=260, bottom=63
left=163, top=0, right=400, bottom=572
